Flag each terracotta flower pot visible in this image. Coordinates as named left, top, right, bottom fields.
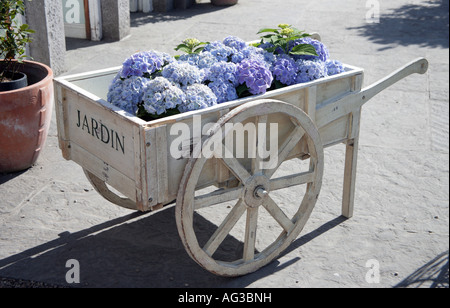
left=0, top=60, right=54, bottom=173
left=211, top=0, right=238, bottom=6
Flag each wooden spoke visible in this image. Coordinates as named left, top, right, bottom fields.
left=270, top=170, right=315, bottom=191
left=253, top=115, right=268, bottom=174
left=203, top=200, right=246, bottom=257
left=262, top=196, right=295, bottom=233
left=194, top=186, right=242, bottom=210
left=243, top=207, right=259, bottom=261
left=265, top=125, right=305, bottom=178
left=220, top=145, right=252, bottom=183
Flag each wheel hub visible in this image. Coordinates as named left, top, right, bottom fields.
left=242, top=174, right=270, bottom=208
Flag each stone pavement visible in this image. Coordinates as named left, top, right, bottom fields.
left=1, top=0, right=448, bottom=288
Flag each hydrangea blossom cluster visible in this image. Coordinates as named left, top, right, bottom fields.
left=120, top=51, right=173, bottom=78
left=237, top=59, right=274, bottom=95
left=107, top=76, right=151, bottom=115
left=162, top=61, right=204, bottom=86
left=295, top=59, right=327, bottom=83
left=272, top=56, right=298, bottom=86
left=205, top=62, right=239, bottom=103
left=107, top=32, right=347, bottom=121
left=325, top=59, right=346, bottom=76
left=178, top=52, right=218, bottom=70
left=179, top=84, right=218, bottom=113
left=141, top=77, right=186, bottom=115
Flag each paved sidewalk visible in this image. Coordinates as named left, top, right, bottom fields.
left=1, top=0, right=448, bottom=288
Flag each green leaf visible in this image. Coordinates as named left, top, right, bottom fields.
left=175, top=45, right=192, bottom=54
left=175, top=43, right=189, bottom=51
left=289, top=44, right=318, bottom=56
left=193, top=46, right=205, bottom=54
left=257, top=28, right=279, bottom=34
left=269, top=35, right=280, bottom=45
left=236, top=84, right=250, bottom=97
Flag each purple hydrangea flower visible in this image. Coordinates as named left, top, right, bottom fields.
left=272, top=55, right=298, bottom=86
left=179, top=84, right=218, bottom=113
left=288, top=37, right=330, bottom=62
left=120, top=51, right=172, bottom=78
left=142, top=77, right=186, bottom=115
left=325, top=59, right=346, bottom=76
left=237, top=59, right=273, bottom=95
left=107, top=76, right=151, bottom=115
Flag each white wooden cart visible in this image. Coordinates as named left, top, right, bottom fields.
left=54, top=57, right=428, bottom=277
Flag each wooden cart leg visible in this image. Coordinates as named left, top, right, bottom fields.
left=342, top=137, right=359, bottom=218
left=342, top=109, right=361, bottom=218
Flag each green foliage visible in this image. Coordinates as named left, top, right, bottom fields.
left=0, top=0, right=34, bottom=82
left=175, top=38, right=209, bottom=55
left=255, top=24, right=318, bottom=57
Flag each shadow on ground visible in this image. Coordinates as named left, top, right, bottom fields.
left=349, top=0, right=449, bottom=50
left=65, top=3, right=229, bottom=51
left=131, top=3, right=229, bottom=27
left=395, top=250, right=449, bottom=288
left=0, top=206, right=346, bottom=288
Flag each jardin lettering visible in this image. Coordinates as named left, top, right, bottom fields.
left=76, top=110, right=125, bottom=154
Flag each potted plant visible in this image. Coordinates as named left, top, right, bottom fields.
left=0, top=0, right=54, bottom=173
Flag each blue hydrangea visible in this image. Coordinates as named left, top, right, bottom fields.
left=325, top=59, right=346, bottom=76
left=205, top=62, right=238, bottom=85
left=178, top=51, right=218, bottom=69
left=230, top=45, right=263, bottom=65
left=162, top=61, right=205, bottom=86
left=107, top=76, right=151, bottom=115
left=179, top=84, right=218, bottom=113
left=237, top=59, right=273, bottom=95
left=295, top=59, right=327, bottom=83
left=142, top=77, right=186, bottom=115
left=288, top=37, right=330, bottom=62
left=203, top=41, right=234, bottom=62
left=204, top=62, right=239, bottom=103
left=223, top=36, right=247, bottom=51
left=208, top=81, right=238, bottom=103
left=272, top=55, right=298, bottom=86
left=120, top=51, right=172, bottom=78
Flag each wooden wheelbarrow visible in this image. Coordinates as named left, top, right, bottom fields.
left=54, top=57, right=428, bottom=276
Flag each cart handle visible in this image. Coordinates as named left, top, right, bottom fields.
left=316, top=57, right=429, bottom=128
left=360, top=57, right=428, bottom=105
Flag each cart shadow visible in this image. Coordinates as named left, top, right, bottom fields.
left=348, top=0, right=449, bottom=50
left=0, top=207, right=346, bottom=288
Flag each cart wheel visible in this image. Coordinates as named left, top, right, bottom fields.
left=83, top=169, right=138, bottom=210
left=176, top=99, right=324, bottom=276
